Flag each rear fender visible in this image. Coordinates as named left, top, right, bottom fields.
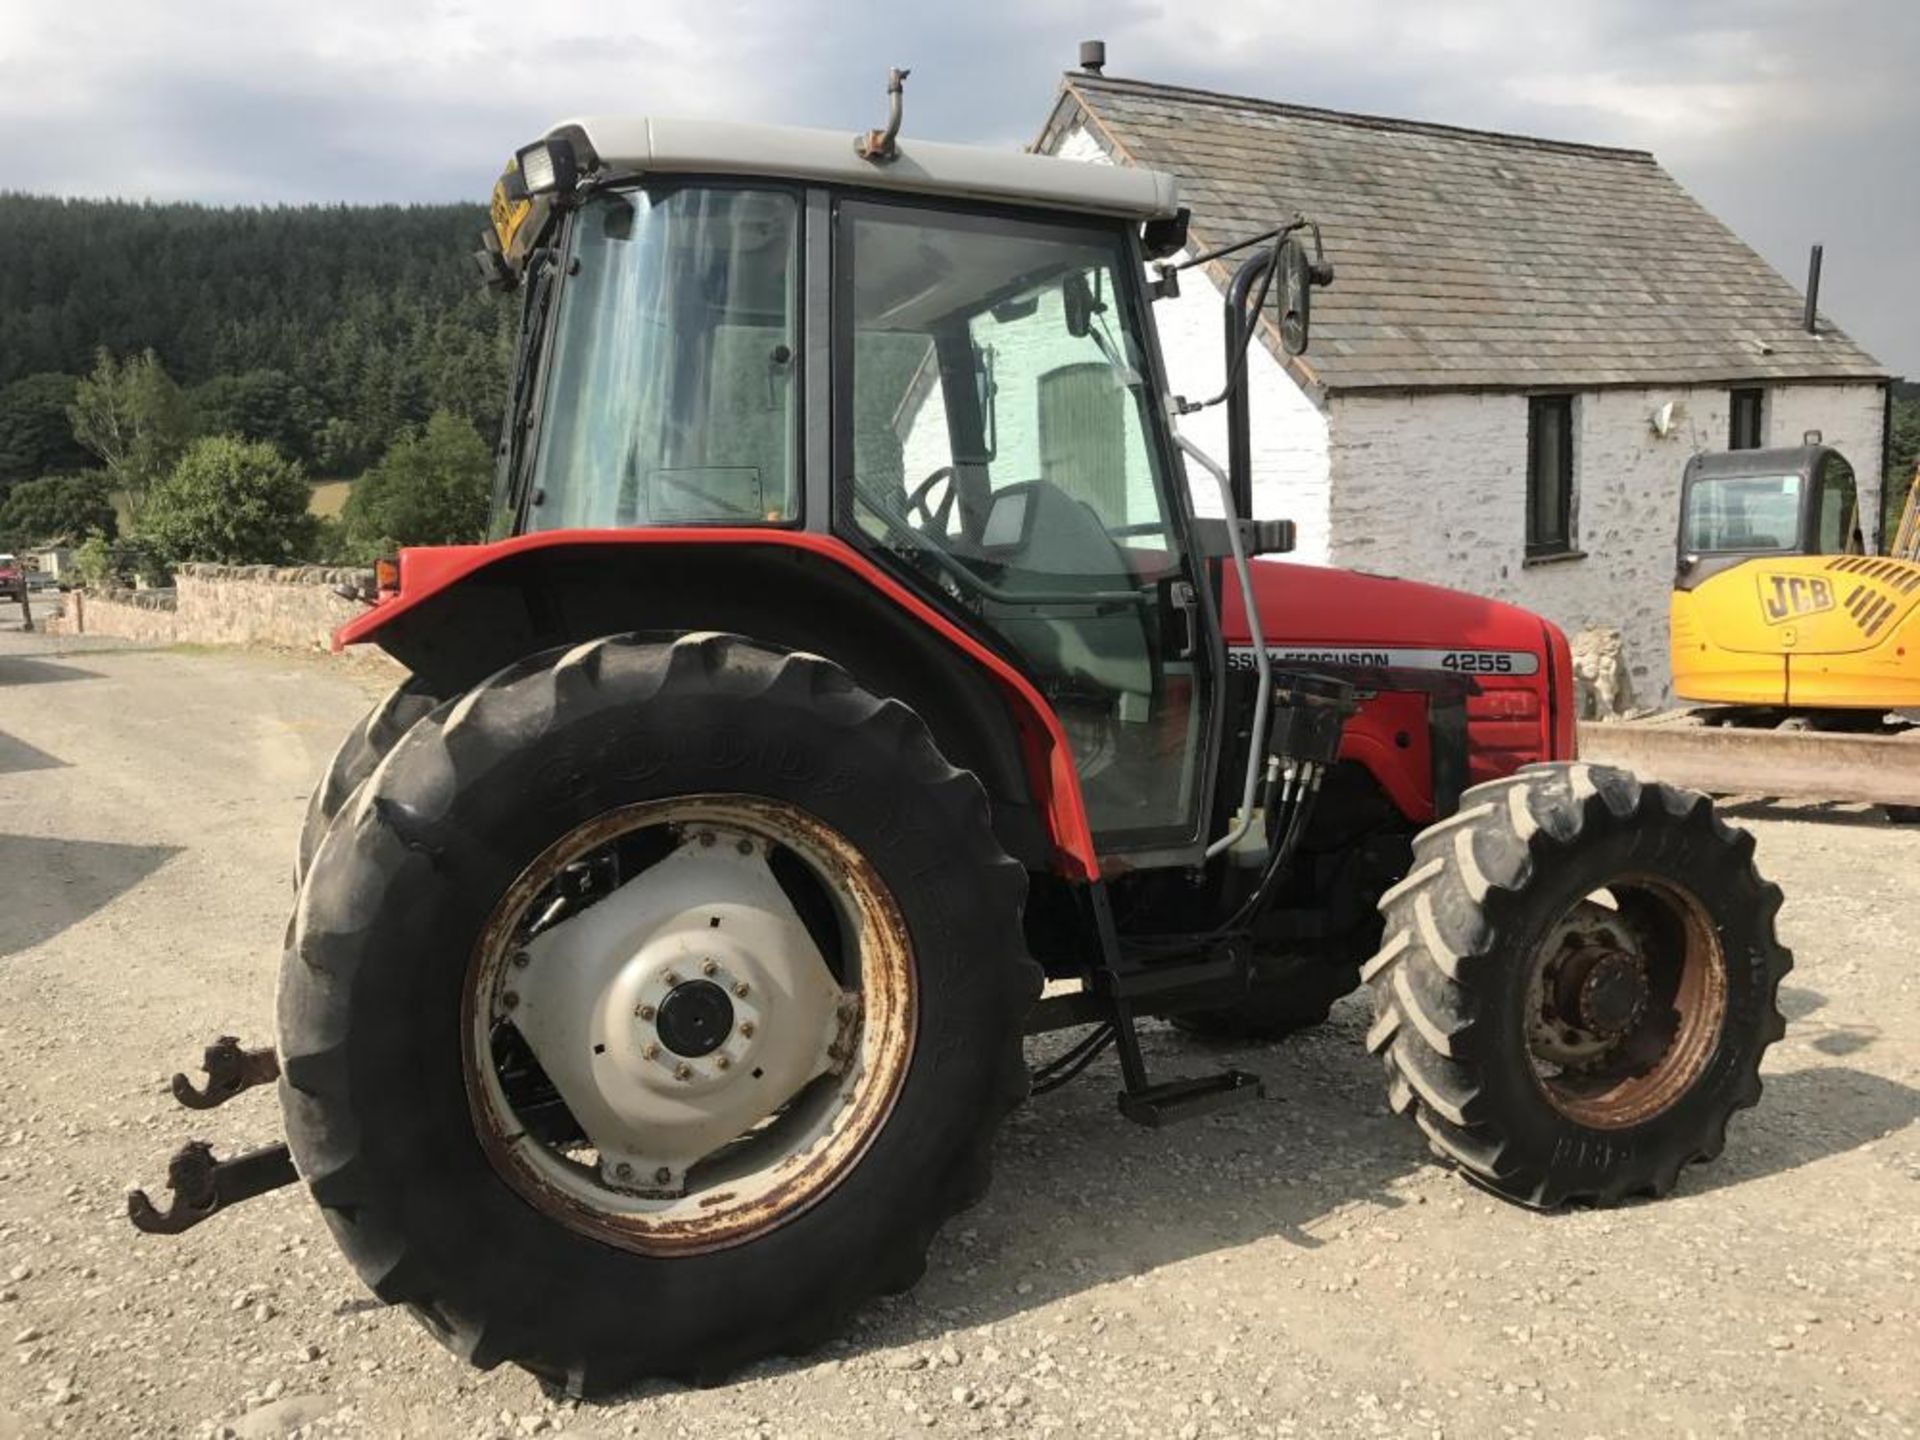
left=336, top=530, right=1097, bottom=878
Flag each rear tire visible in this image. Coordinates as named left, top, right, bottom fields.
left=1363, top=762, right=1789, bottom=1208
left=295, top=676, right=444, bottom=880
left=278, top=633, right=1037, bottom=1392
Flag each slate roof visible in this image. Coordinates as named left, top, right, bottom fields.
left=1039, top=74, right=1886, bottom=394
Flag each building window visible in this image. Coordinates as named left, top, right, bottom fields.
left=1730, top=388, right=1765, bottom=450
left=1526, top=395, right=1576, bottom=557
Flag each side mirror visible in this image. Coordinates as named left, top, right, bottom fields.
left=1063, top=271, right=1095, bottom=338
left=1274, top=232, right=1336, bottom=356
left=1276, top=238, right=1314, bottom=355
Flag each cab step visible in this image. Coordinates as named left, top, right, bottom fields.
left=1117, top=1068, right=1264, bottom=1128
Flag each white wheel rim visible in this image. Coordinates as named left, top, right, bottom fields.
left=463, top=795, right=916, bottom=1255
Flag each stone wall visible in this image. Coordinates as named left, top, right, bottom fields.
left=47, top=588, right=181, bottom=645
left=171, top=564, right=372, bottom=650
left=48, top=564, right=373, bottom=652
left=1325, top=382, right=1888, bottom=703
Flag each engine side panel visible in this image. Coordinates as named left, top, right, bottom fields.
left=1223, top=560, right=1569, bottom=824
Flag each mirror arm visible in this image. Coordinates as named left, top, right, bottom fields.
left=1165, top=215, right=1309, bottom=273
left=1172, top=240, right=1284, bottom=418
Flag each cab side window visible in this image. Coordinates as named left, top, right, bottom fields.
left=1812, top=455, right=1861, bottom=555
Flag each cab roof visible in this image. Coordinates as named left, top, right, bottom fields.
left=1684, top=445, right=1844, bottom=484
left=553, top=116, right=1182, bottom=221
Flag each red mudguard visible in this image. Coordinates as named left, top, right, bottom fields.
left=336, top=529, right=1101, bottom=880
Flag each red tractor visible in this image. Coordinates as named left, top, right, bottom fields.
left=134, top=87, right=1789, bottom=1394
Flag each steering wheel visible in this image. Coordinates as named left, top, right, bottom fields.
left=904, top=466, right=957, bottom=536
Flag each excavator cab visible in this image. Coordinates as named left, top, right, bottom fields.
left=1673, top=444, right=1920, bottom=710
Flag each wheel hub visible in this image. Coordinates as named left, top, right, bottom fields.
left=1527, top=904, right=1649, bottom=1070
left=503, top=826, right=848, bottom=1194
left=1573, top=951, right=1648, bottom=1038
left=654, top=978, right=736, bottom=1058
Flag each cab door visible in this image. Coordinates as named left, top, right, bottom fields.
left=834, top=196, right=1216, bottom=856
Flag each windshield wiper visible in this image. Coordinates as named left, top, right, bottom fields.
left=501, top=252, right=560, bottom=522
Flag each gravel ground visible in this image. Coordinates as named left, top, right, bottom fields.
left=0, top=618, right=1915, bottom=1439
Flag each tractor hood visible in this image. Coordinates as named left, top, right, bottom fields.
left=1221, top=560, right=1559, bottom=669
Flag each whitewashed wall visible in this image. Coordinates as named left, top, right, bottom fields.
left=1326, top=383, right=1887, bottom=703
left=1052, top=123, right=1333, bottom=562
left=1768, top=384, right=1888, bottom=539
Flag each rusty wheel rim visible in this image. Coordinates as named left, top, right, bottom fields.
left=462, top=795, right=916, bottom=1255
left=1523, top=875, right=1727, bottom=1129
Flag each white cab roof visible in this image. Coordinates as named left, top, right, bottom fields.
left=557, top=116, right=1181, bottom=221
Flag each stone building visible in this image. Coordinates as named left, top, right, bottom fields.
left=1035, top=70, right=1891, bottom=703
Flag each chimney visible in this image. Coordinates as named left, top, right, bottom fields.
left=1079, top=39, right=1106, bottom=74
left=1803, top=243, right=1824, bottom=335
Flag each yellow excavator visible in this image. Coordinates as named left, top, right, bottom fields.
left=1671, top=444, right=1920, bottom=714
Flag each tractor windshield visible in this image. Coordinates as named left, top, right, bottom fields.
left=524, top=186, right=801, bottom=529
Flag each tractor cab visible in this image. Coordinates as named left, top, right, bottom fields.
left=480, top=116, right=1309, bottom=859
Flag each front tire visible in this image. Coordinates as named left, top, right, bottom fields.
left=1363, top=763, right=1789, bottom=1208
left=278, top=633, right=1038, bottom=1391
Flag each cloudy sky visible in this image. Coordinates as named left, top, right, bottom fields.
left=3, top=0, right=1915, bottom=372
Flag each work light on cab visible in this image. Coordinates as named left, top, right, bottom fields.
left=514, top=139, right=573, bottom=197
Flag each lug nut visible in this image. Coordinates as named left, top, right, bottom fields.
left=614, top=1162, right=633, bottom=1180
left=512, top=950, right=530, bottom=969
left=663, top=971, right=680, bottom=987
left=732, top=981, right=750, bottom=998
left=636, top=1003, right=656, bottom=1021
left=715, top=1055, right=732, bottom=1071
left=673, top=1062, right=693, bottom=1081
left=701, top=959, right=718, bottom=977
left=697, top=831, right=716, bottom=847
left=739, top=1021, right=756, bottom=1039
left=501, top=992, right=520, bottom=1010
left=654, top=1166, right=672, bottom=1185
left=736, top=838, right=754, bottom=855
left=642, top=1043, right=660, bottom=1061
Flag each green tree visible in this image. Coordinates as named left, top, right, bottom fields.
left=0, top=472, right=117, bottom=547
left=141, top=436, right=316, bottom=565
left=0, top=373, right=89, bottom=490
left=191, top=369, right=324, bottom=465
left=1885, top=388, right=1918, bottom=545
left=68, top=349, right=190, bottom=523
left=71, top=528, right=116, bottom=589
left=339, top=410, right=492, bottom=559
